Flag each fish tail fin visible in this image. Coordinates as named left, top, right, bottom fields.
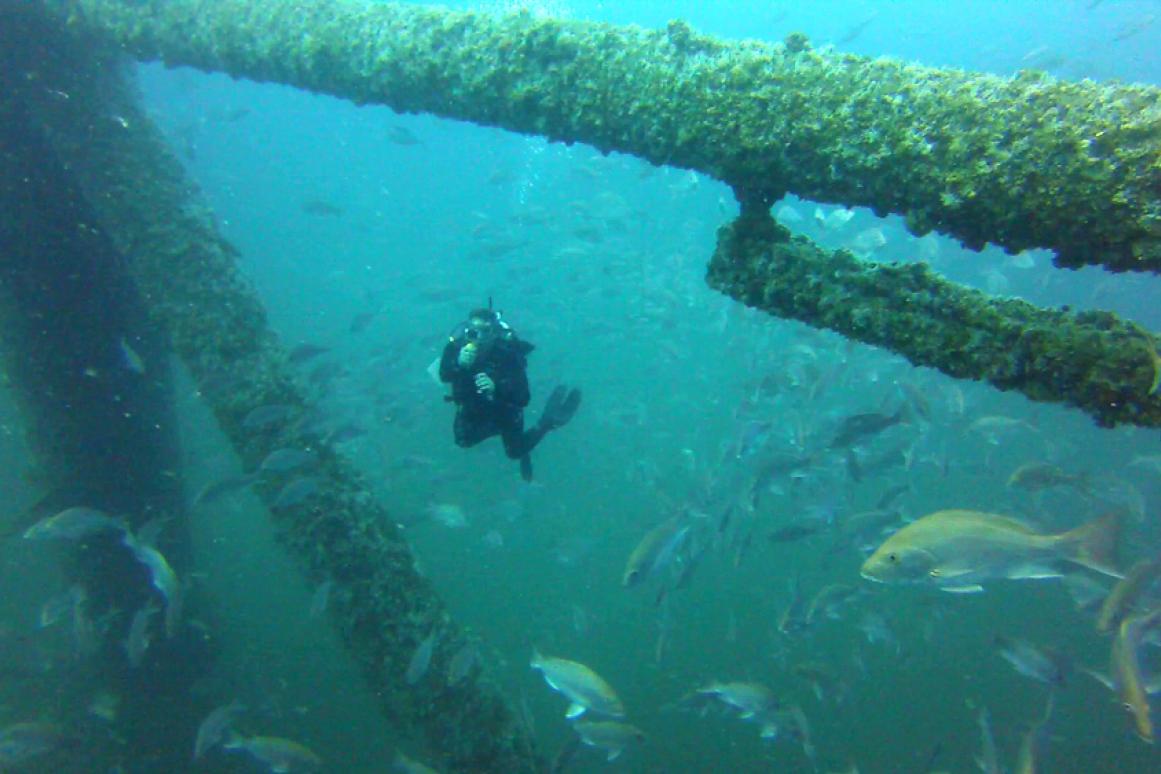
left=1059, top=512, right=1121, bottom=577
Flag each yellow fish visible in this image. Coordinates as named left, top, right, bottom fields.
left=1111, top=609, right=1161, bottom=743
left=622, top=516, right=690, bottom=588
left=861, top=510, right=1119, bottom=593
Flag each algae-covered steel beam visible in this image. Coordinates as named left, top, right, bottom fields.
left=10, top=7, right=540, bottom=772
left=39, top=0, right=1161, bottom=273
left=707, top=207, right=1161, bottom=428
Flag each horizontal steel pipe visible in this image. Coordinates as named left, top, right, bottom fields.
left=707, top=208, right=1161, bottom=428
left=39, top=0, right=1161, bottom=272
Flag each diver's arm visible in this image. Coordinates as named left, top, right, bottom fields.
left=439, top=341, right=462, bottom=383
left=439, top=341, right=478, bottom=404
left=491, top=357, right=531, bottom=408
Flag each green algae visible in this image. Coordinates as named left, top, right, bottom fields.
left=707, top=207, right=1161, bottom=428
left=7, top=8, right=540, bottom=771
left=39, top=0, right=1161, bottom=273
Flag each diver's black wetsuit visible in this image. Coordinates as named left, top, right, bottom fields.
left=439, top=335, right=548, bottom=460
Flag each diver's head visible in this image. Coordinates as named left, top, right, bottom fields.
left=451, top=307, right=513, bottom=350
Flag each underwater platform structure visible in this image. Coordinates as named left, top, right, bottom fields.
left=2, top=1, right=1161, bottom=770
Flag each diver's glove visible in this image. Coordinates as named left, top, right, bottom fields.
left=457, top=342, right=478, bottom=368
left=474, top=372, right=495, bottom=399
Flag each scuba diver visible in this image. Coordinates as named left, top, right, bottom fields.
left=440, top=303, right=581, bottom=481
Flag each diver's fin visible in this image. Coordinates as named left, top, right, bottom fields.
left=539, top=385, right=581, bottom=430
left=540, top=385, right=567, bottom=425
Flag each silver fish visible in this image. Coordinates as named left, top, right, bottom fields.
left=242, top=404, right=296, bottom=430
left=993, top=635, right=1069, bottom=687
left=122, top=534, right=182, bottom=638
left=125, top=602, right=159, bottom=668
left=23, top=507, right=126, bottom=541
left=224, top=734, right=322, bottom=772
left=447, top=642, right=479, bottom=685
left=531, top=651, right=624, bottom=719
left=192, top=473, right=259, bottom=507
left=39, top=585, right=83, bottom=628
left=308, top=580, right=332, bottom=619
left=272, top=477, right=321, bottom=509
left=259, top=448, right=317, bottom=474
left=977, top=706, right=1001, bottom=774
left=194, top=701, right=245, bottom=759
left=405, top=628, right=439, bottom=685
left=690, top=681, right=779, bottom=722
left=118, top=337, right=146, bottom=374
left=0, top=722, right=63, bottom=768
left=392, top=751, right=439, bottom=773
left=622, top=516, right=691, bottom=588
left=572, top=720, right=645, bottom=762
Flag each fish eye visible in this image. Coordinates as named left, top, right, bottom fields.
left=887, top=553, right=898, bottom=563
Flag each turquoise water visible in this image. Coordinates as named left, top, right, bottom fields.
left=3, top=1, right=1161, bottom=771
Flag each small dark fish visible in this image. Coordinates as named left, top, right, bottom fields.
left=272, top=477, right=321, bottom=508
left=778, top=575, right=809, bottom=636
left=1007, top=462, right=1088, bottom=493
left=242, top=404, right=296, bottom=430
left=768, top=523, right=824, bottom=543
left=300, top=199, right=343, bottom=217
left=306, top=360, right=346, bottom=386
left=288, top=343, right=331, bottom=365
left=388, top=125, right=423, bottom=146
left=805, top=583, right=860, bottom=625
left=222, top=107, right=251, bottom=122
left=732, top=421, right=773, bottom=460
left=1113, top=14, right=1155, bottom=42
left=838, top=508, right=903, bottom=552
left=875, top=483, right=910, bottom=510
left=898, top=381, right=931, bottom=421
left=845, top=449, right=862, bottom=482
left=326, top=424, right=366, bottom=444
left=837, top=11, right=878, bottom=44
left=859, top=440, right=911, bottom=477
left=349, top=310, right=376, bottom=334
left=829, top=408, right=905, bottom=449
